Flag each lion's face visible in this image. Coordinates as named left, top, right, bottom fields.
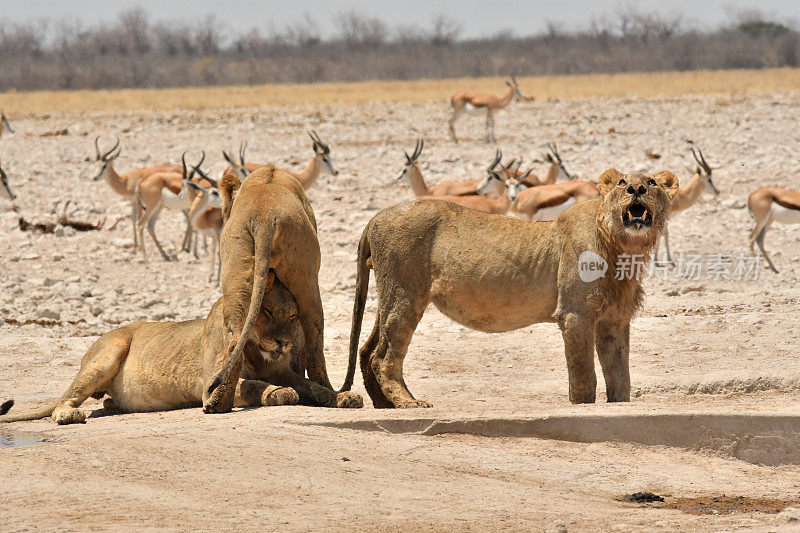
left=252, top=277, right=301, bottom=365
left=597, top=169, right=678, bottom=248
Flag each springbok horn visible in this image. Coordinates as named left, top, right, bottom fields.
left=94, top=136, right=102, bottom=160
left=309, top=130, right=324, bottom=148
left=696, top=147, right=711, bottom=172
left=191, top=164, right=216, bottom=188
left=313, top=131, right=329, bottom=151
left=239, top=141, right=247, bottom=166
left=181, top=152, right=189, bottom=180
left=411, top=139, right=422, bottom=160
left=488, top=149, right=502, bottom=170
left=102, top=137, right=121, bottom=161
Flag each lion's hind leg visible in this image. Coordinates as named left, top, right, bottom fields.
left=235, top=378, right=299, bottom=407
left=371, top=290, right=431, bottom=409
left=359, top=318, right=393, bottom=408
left=52, top=329, right=132, bottom=425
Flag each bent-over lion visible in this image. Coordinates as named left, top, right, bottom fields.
left=341, top=169, right=678, bottom=407
left=203, top=165, right=330, bottom=413
left=0, top=275, right=361, bottom=425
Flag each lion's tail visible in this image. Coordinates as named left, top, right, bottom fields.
left=0, top=400, right=58, bottom=423
left=206, top=219, right=276, bottom=400
left=340, top=224, right=372, bottom=392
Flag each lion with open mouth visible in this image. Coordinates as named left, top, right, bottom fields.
left=341, top=168, right=678, bottom=408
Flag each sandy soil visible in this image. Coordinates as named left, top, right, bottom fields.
left=2, top=93, right=800, bottom=531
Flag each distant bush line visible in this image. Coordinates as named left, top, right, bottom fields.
left=1, top=7, right=798, bottom=91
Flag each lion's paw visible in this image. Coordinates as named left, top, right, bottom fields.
left=263, top=387, right=300, bottom=407
left=395, top=399, right=433, bottom=409
left=335, top=391, right=363, bottom=409
left=102, top=398, right=122, bottom=412
left=203, top=385, right=236, bottom=414
left=53, top=407, right=87, bottom=425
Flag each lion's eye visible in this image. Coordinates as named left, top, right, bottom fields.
left=617, top=179, right=627, bottom=187
left=289, top=313, right=298, bottom=321
left=263, top=309, right=273, bottom=319
left=648, top=179, right=657, bottom=187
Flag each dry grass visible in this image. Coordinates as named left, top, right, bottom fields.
left=2, top=68, right=800, bottom=115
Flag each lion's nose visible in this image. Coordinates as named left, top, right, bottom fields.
left=627, top=184, right=646, bottom=197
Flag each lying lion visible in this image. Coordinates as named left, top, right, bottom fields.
left=1, top=274, right=361, bottom=425
left=341, top=169, right=678, bottom=408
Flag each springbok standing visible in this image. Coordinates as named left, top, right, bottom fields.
left=0, top=161, right=16, bottom=200
left=223, top=131, right=338, bottom=189
left=91, top=137, right=182, bottom=250
left=134, top=152, right=207, bottom=261
left=0, top=110, right=14, bottom=138
left=747, top=186, right=800, bottom=273
left=448, top=76, right=528, bottom=144
left=186, top=181, right=223, bottom=284
left=655, top=147, right=720, bottom=263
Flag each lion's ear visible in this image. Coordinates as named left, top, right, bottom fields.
left=653, top=170, right=679, bottom=199
left=219, top=172, right=241, bottom=222
left=597, top=168, right=624, bottom=196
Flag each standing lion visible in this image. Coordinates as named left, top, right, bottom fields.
left=341, top=169, right=678, bottom=408
left=203, top=164, right=331, bottom=413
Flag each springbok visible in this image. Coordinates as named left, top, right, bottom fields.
left=448, top=76, right=528, bottom=144
left=223, top=131, right=338, bottom=189
left=91, top=137, right=182, bottom=250
left=222, top=142, right=259, bottom=179
left=747, top=187, right=800, bottom=274
left=415, top=156, right=517, bottom=215
left=654, top=147, right=720, bottom=264
left=395, top=140, right=517, bottom=198
left=505, top=177, right=600, bottom=221
left=0, top=161, right=16, bottom=200
left=134, top=152, right=207, bottom=261
left=0, top=110, right=14, bottom=138
left=186, top=181, right=223, bottom=284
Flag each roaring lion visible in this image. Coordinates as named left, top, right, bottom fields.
left=341, top=169, right=678, bottom=408
left=202, top=165, right=330, bottom=413
left=0, top=275, right=361, bottom=425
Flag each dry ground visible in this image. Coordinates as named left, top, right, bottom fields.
left=2, top=86, right=800, bottom=531
left=2, top=67, right=800, bottom=114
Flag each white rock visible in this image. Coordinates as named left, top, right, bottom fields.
left=111, top=238, right=134, bottom=249
left=37, top=307, right=60, bottom=321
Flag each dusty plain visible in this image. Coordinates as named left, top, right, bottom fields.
left=2, top=75, right=800, bottom=531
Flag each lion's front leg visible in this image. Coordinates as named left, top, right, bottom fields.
left=595, top=320, right=631, bottom=402
left=558, top=312, right=597, bottom=404
left=235, top=378, right=299, bottom=407
left=275, top=369, right=363, bottom=408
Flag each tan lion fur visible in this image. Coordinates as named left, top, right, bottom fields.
left=0, top=277, right=361, bottom=425
left=342, top=169, right=678, bottom=407
left=202, top=165, right=332, bottom=413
